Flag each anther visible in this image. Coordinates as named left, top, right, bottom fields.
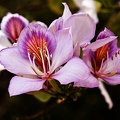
left=115, top=52, right=118, bottom=57
left=111, top=56, right=114, bottom=60
left=118, top=50, right=120, bottom=54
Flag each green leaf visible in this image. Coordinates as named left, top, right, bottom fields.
left=48, top=79, right=62, bottom=93
left=33, top=91, right=52, bottom=102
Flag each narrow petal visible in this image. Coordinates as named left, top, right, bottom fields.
left=8, top=76, right=45, bottom=96
left=98, top=80, right=113, bottom=109
left=62, top=3, right=72, bottom=21
left=0, top=30, right=12, bottom=50
left=51, top=57, right=91, bottom=85
left=51, top=28, right=73, bottom=72
left=84, top=36, right=117, bottom=54
left=0, top=46, right=36, bottom=75
left=74, top=74, right=99, bottom=88
left=103, top=74, right=120, bottom=85
left=64, top=13, right=96, bottom=46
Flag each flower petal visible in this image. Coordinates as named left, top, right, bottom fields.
left=74, top=74, right=99, bottom=88
left=97, top=28, right=118, bottom=57
left=64, top=13, right=96, bottom=46
left=98, top=80, right=113, bottom=109
left=48, top=17, right=63, bottom=35
left=62, top=3, right=72, bottom=21
left=1, top=13, right=29, bottom=42
left=102, top=74, right=120, bottom=85
left=51, top=57, right=91, bottom=85
left=51, top=28, right=73, bottom=72
left=0, top=46, right=36, bottom=75
left=0, top=64, right=5, bottom=71
left=73, top=41, right=80, bottom=56
left=0, top=30, right=12, bottom=50
left=74, top=0, right=99, bottom=23
left=8, top=76, right=45, bottom=96
left=84, top=36, right=117, bottom=54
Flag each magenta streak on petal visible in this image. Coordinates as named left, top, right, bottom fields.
left=5, top=17, right=27, bottom=43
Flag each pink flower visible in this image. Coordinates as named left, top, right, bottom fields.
left=48, top=3, right=96, bottom=56
left=0, top=13, right=29, bottom=71
left=82, top=28, right=120, bottom=108
left=0, top=23, right=92, bottom=96
left=83, top=28, right=120, bottom=85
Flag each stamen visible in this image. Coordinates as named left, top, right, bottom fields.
left=27, top=49, right=33, bottom=67
left=118, top=50, right=120, bottom=54
left=115, top=52, right=118, bottom=57
left=39, top=49, right=46, bottom=74
left=27, top=49, right=43, bottom=76
left=103, top=51, right=109, bottom=71
left=108, top=71, right=117, bottom=77
left=98, top=58, right=104, bottom=72
left=45, top=46, right=51, bottom=72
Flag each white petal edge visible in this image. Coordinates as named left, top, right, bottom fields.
left=62, top=3, right=72, bottom=21
left=1, top=13, right=29, bottom=32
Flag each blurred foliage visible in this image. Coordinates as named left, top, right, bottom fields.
left=48, top=0, right=78, bottom=14
left=0, top=0, right=120, bottom=120
left=95, top=0, right=120, bottom=45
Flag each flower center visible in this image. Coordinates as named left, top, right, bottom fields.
left=94, top=43, right=109, bottom=71
left=26, top=34, right=51, bottom=77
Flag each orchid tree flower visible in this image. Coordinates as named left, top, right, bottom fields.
left=73, top=0, right=99, bottom=23
left=82, top=28, right=120, bottom=109
left=0, top=23, right=97, bottom=96
left=0, top=13, right=29, bottom=71
left=48, top=3, right=96, bottom=56
left=1, top=13, right=29, bottom=43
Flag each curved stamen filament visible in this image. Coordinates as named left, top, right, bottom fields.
left=45, top=46, right=51, bottom=72
left=100, top=51, right=109, bottom=72
left=39, top=49, right=46, bottom=74
left=28, top=50, right=33, bottom=67
left=27, top=50, right=43, bottom=76
left=101, top=51, right=120, bottom=77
